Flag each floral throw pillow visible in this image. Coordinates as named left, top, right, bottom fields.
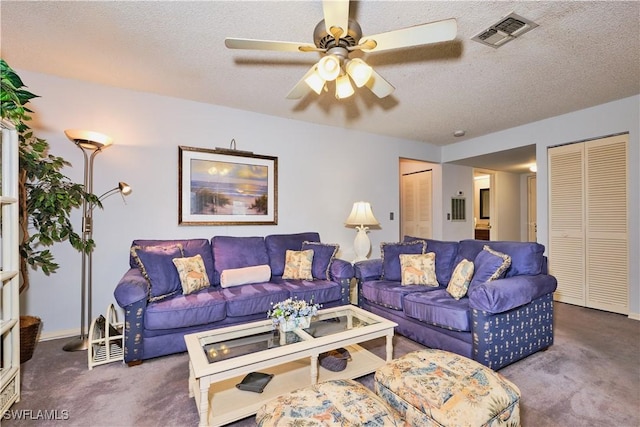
left=446, top=259, right=475, bottom=300
left=400, top=253, right=438, bottom=286
left=172, top=254, right=211, bottom=295
left=282, top=249, right=314, bottom=280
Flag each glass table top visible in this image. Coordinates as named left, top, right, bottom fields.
left=198, top=307, right=380, bottom=364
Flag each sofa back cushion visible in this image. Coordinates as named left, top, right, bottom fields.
left=212, top=237, right=269, bottom=282
left=455, top=239, right=546, bottom=278
left=381, top=241, right=426, bottom=281
left=301, top=241, right=339, bottom=280
left=130, top=239, right=216, bottom=286
left=404, top=237, right=459, bottom=285
left=265, top=232, right=320, bottom=276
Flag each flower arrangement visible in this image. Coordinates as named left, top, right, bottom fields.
left=268, top=298, right=320, bottom=328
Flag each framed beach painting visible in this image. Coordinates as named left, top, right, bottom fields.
left=178, top=146, right=278, bottom=225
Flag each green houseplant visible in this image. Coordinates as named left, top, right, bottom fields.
left=1, top=58, right=100, bottom=361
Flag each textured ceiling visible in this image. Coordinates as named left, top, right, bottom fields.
left=1, top=1, right=639, bottom=172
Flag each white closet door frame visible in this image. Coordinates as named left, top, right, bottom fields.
left=548, top=134, right=629, bottom=315
left=401, top=170, right=432, bottom=239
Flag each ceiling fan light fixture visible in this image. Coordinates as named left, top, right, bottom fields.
left=304, top=69, right=326, bottom=95
left=345, top=58, right=373, bottom=88
left=317, top=55, right=341, bottom=81
left=335, top=74, right=354, bottom=99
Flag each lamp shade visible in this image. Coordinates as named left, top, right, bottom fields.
left=304, top=69, right=326, bottom=94
left=317, top=55, right=341, bottom=81
left=346, top=58, right=373, bottom=88
left=345, top=201, right=379, bottom=226
left=335, top=74, right=355, bottom=99
left=64, top=129, right=113, bottom=150
left=118, top=181, right=132, bottom=195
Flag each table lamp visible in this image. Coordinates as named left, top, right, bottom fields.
left=345, top=201, right=379, bottom=263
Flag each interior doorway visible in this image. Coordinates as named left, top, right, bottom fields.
left=473, top=170, right=495, bottom=240
left=399, top=159, right=433, bottom=240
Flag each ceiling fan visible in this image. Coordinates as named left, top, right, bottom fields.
left=224, top=0, right=457, bottom=100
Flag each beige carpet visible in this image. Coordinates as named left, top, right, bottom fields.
left=4, top=302, right=639, bottom=426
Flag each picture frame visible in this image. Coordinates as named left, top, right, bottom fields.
left=479, top=188, right=490, bottom=219
left=178, top=146, right=278, bottom=225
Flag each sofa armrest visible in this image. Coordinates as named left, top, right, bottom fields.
left=468, top=274, right=557, bottom=314
left=330, top=258, right=355, bottom=281
left=114, top=268, right=149, bottom=365
left=114, top=268, right=149, bottom=308
left=354, top=259, right=382, bottom=281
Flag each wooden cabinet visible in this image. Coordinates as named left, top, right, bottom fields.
left=1, top=121, right=21, bottom=415
left=474, top=228, right=490, bottom=240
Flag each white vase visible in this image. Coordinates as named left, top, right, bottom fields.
left=279, top=316, right=311, bottom=332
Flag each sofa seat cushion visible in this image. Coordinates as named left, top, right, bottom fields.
left=403, top=289, right=471, bottom=332
left=221, top=282, right=291, bottom=317
left=361, top=280, right=440, bottom=311
left=145, top=288, right=226, bottom=330
left=280, top=279, right=342, bottom=305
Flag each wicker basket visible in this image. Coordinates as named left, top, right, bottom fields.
left=20, top=315, right=41, bottom=364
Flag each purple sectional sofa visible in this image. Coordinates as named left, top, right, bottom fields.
left=113, top=232, right=354, bottom=365
left=354, top=237, right=557, bottom=370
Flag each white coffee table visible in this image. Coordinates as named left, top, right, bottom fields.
left=184, top=305, right=397, bottom=427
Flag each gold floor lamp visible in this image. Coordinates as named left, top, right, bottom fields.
left=62, top=129, right=132, bottom=352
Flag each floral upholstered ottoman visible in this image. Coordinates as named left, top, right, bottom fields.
left=374, top=349, right=521, bottom=427
left=256, top=379, right=403, bottom=426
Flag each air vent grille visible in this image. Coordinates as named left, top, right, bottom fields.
left=472, top=12, right=539, bottom=48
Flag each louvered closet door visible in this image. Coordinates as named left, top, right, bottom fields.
left=549, top=143, right=585, bottom=305
left=401, top=170, right=432, bottom=239
left=549, top=135, right=629, bottom=314
left=585, top=135, right=628, bottom=314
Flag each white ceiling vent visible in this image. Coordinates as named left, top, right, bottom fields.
left=472, top=12, right=539, bottom=48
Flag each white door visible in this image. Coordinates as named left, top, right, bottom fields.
left=584, top=135, right=628, bottom=314
left=401, top=170, right=432, bottom=239
left=548, top=134, right=629, bottom=314
left=549, top=143, right=585, bottom=306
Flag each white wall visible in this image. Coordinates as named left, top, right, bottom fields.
left=17, top=70, right=443, bottom=337
left=17, top=69, right=639, bottom=337
left=442, top=95, right=640, bottom=318
left=493, top=171, right=521, bottom=241
left=441, top=163, right=474, bottom=241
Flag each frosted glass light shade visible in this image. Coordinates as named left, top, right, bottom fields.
left=346, top=58, right=373, bottom=87
left=65, top=129, right=113, bottom=150
left=317, top=55, right=341, bottom=81
left=335, top=75, right=355, bottom=99
left=304, top=70, right=326, bottom=94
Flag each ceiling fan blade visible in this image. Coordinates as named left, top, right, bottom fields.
left=286, top=65, right=318, bottom=99
left=322, top=0, right=350, bottom=39
left=225, top=38, right=320, bottom=53
left=365, top=69, right=395, bottom=98
left=359, top=18, right=457, bottom=52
